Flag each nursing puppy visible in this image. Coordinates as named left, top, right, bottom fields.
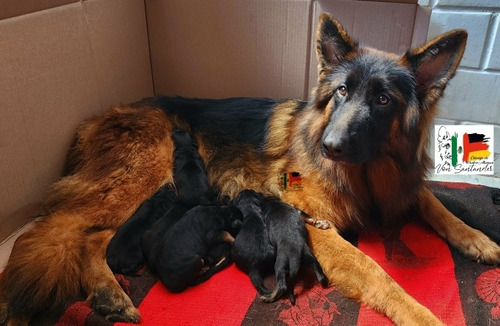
left=171, top=129, right=216, bottom=207
left=141, top=203, right=188, bottom=270
left=154, top=205, right=243, bottom=293
left=142, top=129, right=216, bottom=268
left=231, top=190, right=274, bottom=296
left=107, top=130, right=212, bottom=274
left=106, top=184, right=176, bottom=275
left=232, top=190, right=328, bottom=304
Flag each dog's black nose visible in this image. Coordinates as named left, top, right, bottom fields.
left=321, top=141, right=345, bottom=160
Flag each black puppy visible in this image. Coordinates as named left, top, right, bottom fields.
left=231, top=190, right=275, bottom=296
left=106, top=184, right=176, bottom=274
left=171, top=129, right=215, bottom=207
left=232, top=190, right=328, bottom=304
left=107, top=129, right=213, bottom=274
left=141, top=203, right=188, bottom=271
left=154, top=205, right=243, bottom=293
left=142, top=129, right=218, bottom=267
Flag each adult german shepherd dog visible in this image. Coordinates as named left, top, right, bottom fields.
left=1, top=14, right=499, bottom=326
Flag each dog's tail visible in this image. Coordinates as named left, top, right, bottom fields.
left=0, top=212, right=85, bottom=320
left=0, top=106, right=175, bottom=324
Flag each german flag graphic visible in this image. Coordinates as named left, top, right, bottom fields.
left=283, top=172, right=302, bottom=190
left=462, top=133, right=491, bottom=163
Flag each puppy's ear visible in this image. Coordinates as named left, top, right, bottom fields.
left=402, top=29, right=467, bottom=108
left=228, top=205, right=244, bottom=222
left=316, top=13, right=358, bottom=78
left=231, top=219, right=243, bottom=230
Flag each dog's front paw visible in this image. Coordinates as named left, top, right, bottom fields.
left=86, top=286, right=141, bottom=323
left=455, top=229, right=500, bottom=265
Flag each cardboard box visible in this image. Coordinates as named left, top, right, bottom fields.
left=0, top=0, right=153, bottom=241
left=0, top=0, right=429, bottom=242
left=146, top=0, right=313, bottom=100
left=147, top=0, right=429, bottom=100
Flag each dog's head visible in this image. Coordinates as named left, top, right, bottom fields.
left=313, top=13, right=467, bottom=165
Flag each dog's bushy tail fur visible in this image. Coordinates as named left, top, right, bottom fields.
left=1, top=214, right=84, bottom=317
left=0, top=107, right=174, bottom=323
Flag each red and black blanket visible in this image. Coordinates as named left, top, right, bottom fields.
left=37, top=181, right=500, bottom=325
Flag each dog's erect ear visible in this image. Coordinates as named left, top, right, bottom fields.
left=403, top=29, right=467, bottom=106
left=316, top=13, right=357, bottom=78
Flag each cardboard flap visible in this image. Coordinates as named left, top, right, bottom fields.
left=0, top=0, right=78, bottom=20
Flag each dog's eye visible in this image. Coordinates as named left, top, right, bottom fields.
left=337, top=85, right=347, bottom=97
left=376, top=94, right=390, bottom=105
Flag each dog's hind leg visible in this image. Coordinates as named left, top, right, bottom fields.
left=81, top=229, right=140, bottom=323
left=419, top=187, right=500, bottom=265
left=307, top=224, right=446, bottom=326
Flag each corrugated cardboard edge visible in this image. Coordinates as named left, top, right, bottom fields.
left=411, top=6, right=432, bottom=48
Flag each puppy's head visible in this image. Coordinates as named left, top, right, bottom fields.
left=172, top=129, right=197, bottom=149
left=232, top=190, right=264, bottom=218
left=222, top=205, right=244, bottom=236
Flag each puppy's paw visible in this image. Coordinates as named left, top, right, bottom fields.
left=316, top=269, right=329, bottom=287
left=112, top=261, right=143, bottom=276
left=302, top=216, right=331, bottom=230
left=261, top=286, right=295, bottom=305
left=86, top=286, right=141, bottom=323
left=107, top=245, right=144, bottom=275
left=261, top=275, right=295, bottom=305
left=221, top=231, right=235, bottom=244
left=313, top=219, right=331, bottom=230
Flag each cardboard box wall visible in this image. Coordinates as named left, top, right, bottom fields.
left=0, top=0, right=429, bottom=242
left=0, top=0, right=153, bottom=241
